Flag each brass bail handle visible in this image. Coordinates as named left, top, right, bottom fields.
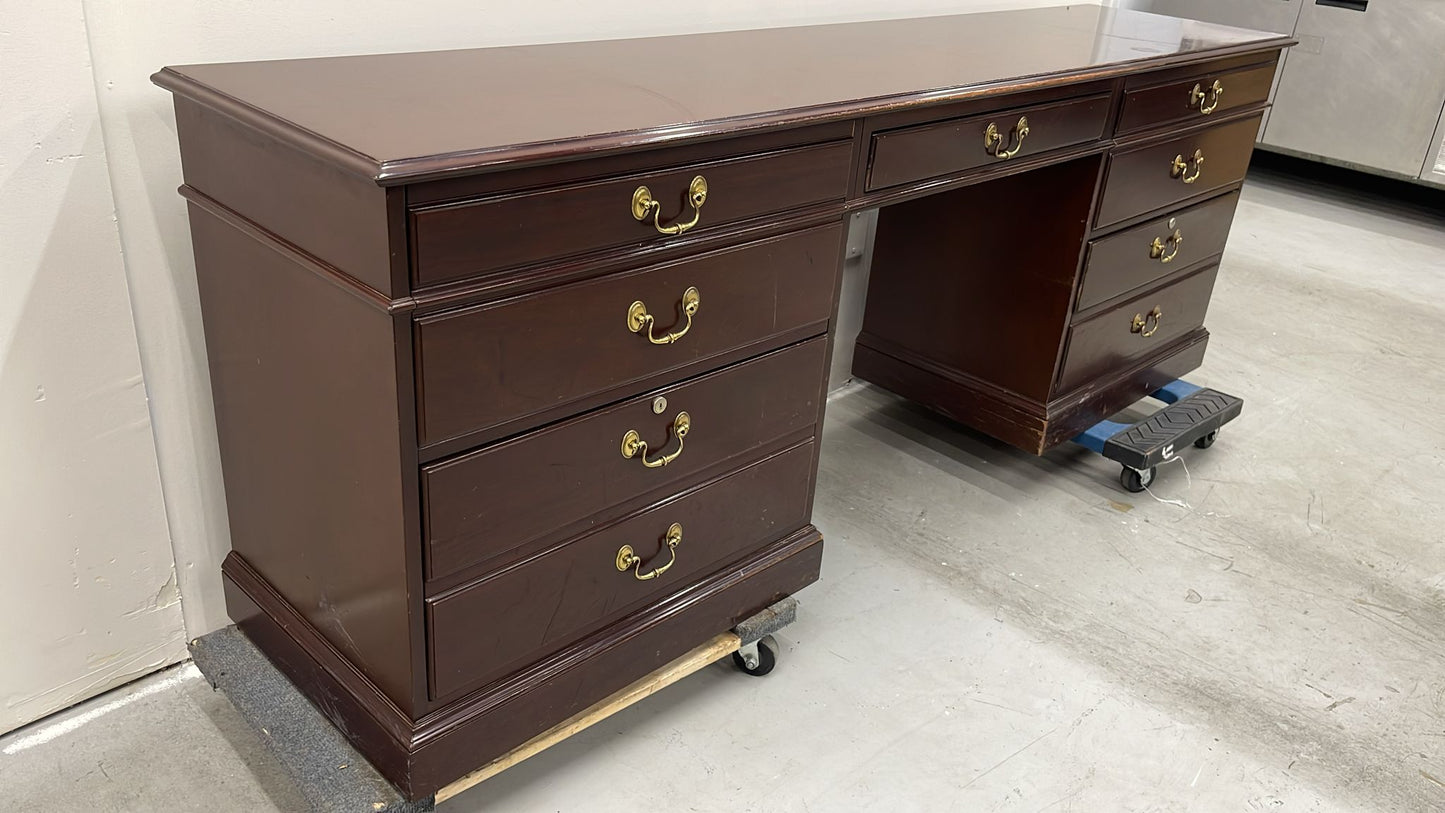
left=1189, top=79, right=1224, bottom=115
left=620, top=411, right=691, bottom=468
left=984, top=115, right=1030, bottom=160
left=1131, top=306, right=1163, bottom=338
left=632, top=175, right=708, bottom=235
left=615, top=522, right=684, bottom=581
left=1170, top=149, right=1205, bottom=184
left=628, top=286, right=700, bottom=345
left=1149, top=222, right=1183, bottom=264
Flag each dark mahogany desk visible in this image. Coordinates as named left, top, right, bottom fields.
left=154, top=6, right=1292, bottom=798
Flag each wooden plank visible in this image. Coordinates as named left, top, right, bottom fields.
left=433, top=631, right=741, bottom=804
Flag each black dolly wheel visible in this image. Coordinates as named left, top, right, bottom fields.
left=732, top=635, right=778, bottom=677
left=1194, top=430, right=1219, bottom=449
left=1120, top=466, right=1156, bottom=494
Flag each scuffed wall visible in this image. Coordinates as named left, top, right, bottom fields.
left=0, top=1, right=186, bottom=733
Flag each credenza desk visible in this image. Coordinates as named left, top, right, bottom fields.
left=154, top=6, right=1292, bottom=798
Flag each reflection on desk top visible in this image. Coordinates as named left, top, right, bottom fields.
left=152, top=5, right=1291, bottom=184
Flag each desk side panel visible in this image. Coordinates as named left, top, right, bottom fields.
left=174, top=97, right=397, bottom=296
left=188, top=203, right=418, bottom=714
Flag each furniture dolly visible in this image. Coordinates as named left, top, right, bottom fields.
left=1073, top=379, right=1244, bottom=492
left=189, top=601, right=794, bottom=812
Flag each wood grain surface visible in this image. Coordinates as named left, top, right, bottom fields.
left=153, top=6, right=1290, bottom=182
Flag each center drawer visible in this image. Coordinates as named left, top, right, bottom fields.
left=866, top=93, right=1111, bottom=191
left=416, top=224, right=841, bottom=448
left=426, top=440, right=816, bottom=701
left=422, top=337, right=827, bottom=583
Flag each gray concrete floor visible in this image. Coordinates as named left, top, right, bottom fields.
left=4, top=166, right=1444, bottom=812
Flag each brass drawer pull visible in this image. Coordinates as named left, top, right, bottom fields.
left=627, top=286, right=700, bottom=345
left=1170, top=149, right=1204, bottom=184
left=1131, top=306, right=1163, bottom=338
left=1149, top=221, right=1183, bottom=264
left=621, top=411, right=690, bottom=468
left=983, top=115, right=1030, bottom=160
left=632, top=176, right=708, bottom=235
left=1189, top=79, right=1224, bottom=115
left=615, top=522, right=683, bottom=581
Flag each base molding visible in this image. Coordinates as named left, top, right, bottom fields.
left=853, top=331, right=1209, bottom=454
left=1041, top=333, right=1210, bottom=449
left=223, top=526, right=823, bottom=799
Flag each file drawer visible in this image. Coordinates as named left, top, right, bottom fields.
left=426, top=442, right=815, bottom=700
left=1058, top=264, right=1219, bottom=393
left=1096, top=114, right=1261, bottom=227
left=416, top=225, right=841, bottom=447
left=1118, top=59, right=1277, bottom=135
left=423, top=338, right=827, bottom=582
left=1078, top=191, right=1239, bottom=311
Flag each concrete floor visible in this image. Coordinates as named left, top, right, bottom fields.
left=4, top=165, right=1444, bottom=812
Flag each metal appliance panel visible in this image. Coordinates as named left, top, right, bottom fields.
left=1422, top=106, right=1445, bottom=187
left=1264, top=0, right=1445, bottom=178
left=1110, top=0, right=1302, bottom=34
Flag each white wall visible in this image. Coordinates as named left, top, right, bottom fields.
left=0, top=1, right=185, bottom=733
left=78, top=0, right=1079, bottom=639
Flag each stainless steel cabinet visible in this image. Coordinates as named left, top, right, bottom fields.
left=1425, top=109, right=1445, bottom=186
left=1265, top=0, right=1445, bottom=180
left=1111, top=0, right=1303, bottom=34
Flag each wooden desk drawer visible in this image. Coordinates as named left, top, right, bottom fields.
left=1078, top=191, right=1239, bottom=312
left=423, top=338, right=827, bottom=583
left=1118, top=60, right=1277, bottom=135
left=866, top=93, right=1111, bottom=191
left=1095, top=114, right=1261, bottom=228
left=1057, top=264, right=1219, bottom=394
left=426, top=441, right=815, bottom=701
left=411, top=142, right=852, bottom=288
left=416, top=225, right=841, bottom=448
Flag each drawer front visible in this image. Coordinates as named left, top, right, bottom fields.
left=423, top=338, right=827, bottom=582
left=1095, top=114, right=1261, bottom=228
left=411, top=142, right=852, bottom=288
left=427, top=441, right=815, bottom=701
left=1118, top=61, right=1277, bottom=135
left=1078, top=191, right=1239, bottom=312
left=1057, top=264, right=1219, bottom=394
left=866, top=93, right=1111, bottom=191
left=416, top=224, right=841, bottom=447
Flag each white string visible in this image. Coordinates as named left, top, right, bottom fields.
left=1141, top=454, right=1192, bottom=509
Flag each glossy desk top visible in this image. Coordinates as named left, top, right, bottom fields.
left=153, top=5, right=1290, bottom=183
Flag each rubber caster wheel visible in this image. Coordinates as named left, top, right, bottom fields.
left=1194, top=430, right=1219, bottom=449
left=732, top=635, right=778, bottom=677
left=1120, top=466, right=1156, bottom=493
